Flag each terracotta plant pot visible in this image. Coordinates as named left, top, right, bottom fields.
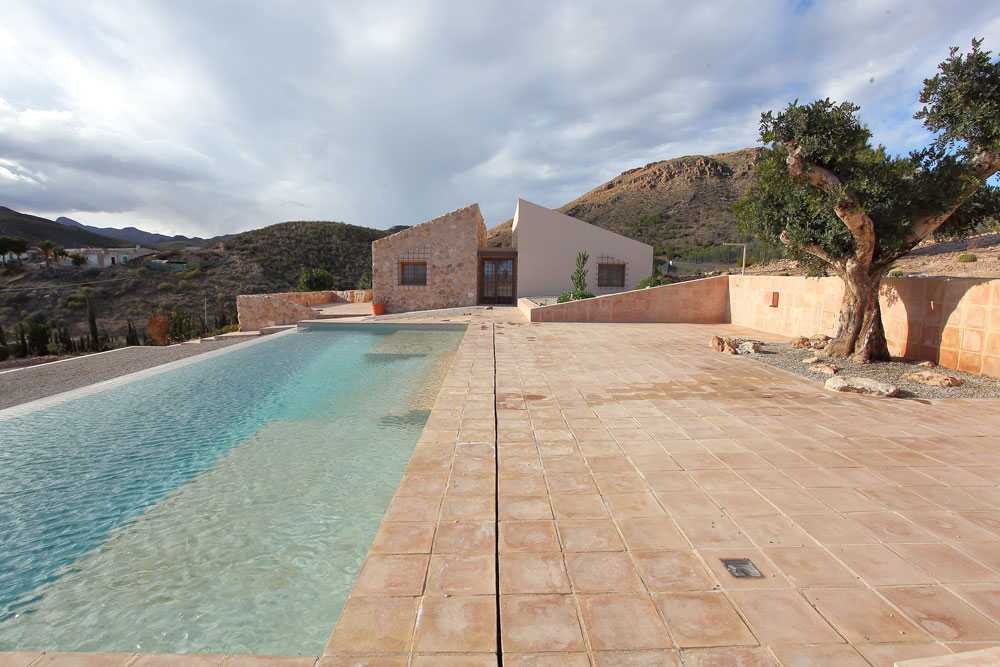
left=372, top=302, right=386, bottom=316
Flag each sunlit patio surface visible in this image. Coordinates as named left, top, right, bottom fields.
left=7, top=317, right=1000, bottom=666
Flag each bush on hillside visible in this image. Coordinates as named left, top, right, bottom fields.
left=957, top=252, right=978, bottom=262
left=296, top=267, right=337, bottom=292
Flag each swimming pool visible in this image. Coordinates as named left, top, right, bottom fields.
left=0, top=325, right=465, bottom=655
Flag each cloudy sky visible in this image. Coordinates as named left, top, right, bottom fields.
left=0, top=1, right=997, bottom=237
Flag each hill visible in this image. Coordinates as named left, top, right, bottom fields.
left=0, top=207, right=123, bottom=247
left=487, top=148, right=760, bottom=254
left=0, top=218, right=388, bottom=338
left=55, top=217, right=205, bottom=248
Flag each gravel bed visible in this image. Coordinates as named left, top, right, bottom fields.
left=746, top=341, right=1000, bottom=400
left=0, top=338, right=252, bottom=410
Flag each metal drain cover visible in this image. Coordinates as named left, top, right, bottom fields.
left=721, top=558, right=763, bottom=578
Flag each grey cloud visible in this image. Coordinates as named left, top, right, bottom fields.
left=0, top=0, right=997, bottom=236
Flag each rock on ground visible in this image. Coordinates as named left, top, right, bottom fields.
left=825, top=376, right=900, bottom=397
left=808, top=362, right=840, bottom=375
left=710, top=336, right=762, bottom=355
left=903, top=370, right=964, bottom=387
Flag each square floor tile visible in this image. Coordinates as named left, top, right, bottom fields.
left=500, top=496, right=554, bottom=521
left=353, top=554, right=429, bottom=596
left=500, top=595, right=586, bottom=652
left=500, top=553, right=571, bottom=594
left=557, top=519, right=625, bottom=552
left=729, top=589, right=843, bottom=644
left=890, top=543, right=999, bottom=583
left=372, top=522, right=436, bottom=554
left=413, top=596, right=497, bottom=652
left=426, top=554, right=495, bottom=595
left=879, top=585, right=1000, bottom=641
left=763, top=546, right=859, bottom=587
left=500, top=521, right=561, bottom=552
left=652, top=591, right=756, bottom=648
left=565, top=552, right=645, bottom=593
left=768, top=644, right=868, bottom=666
left=550, top=494, right=609, bottom=520
left=434, top=521, right=495, bottom=554
left=617, top=517, right=689, bottom=551
left=632, top=551, right=715, bottom=592
left=673, top=513, right=751, bottom=549
left=829, top=544, right=935, bottom=586
left=325, top=596, right=420, bottom=653
left=803, top=588, right=929, bottom=644
left=578, top=595, right=671, bottom=651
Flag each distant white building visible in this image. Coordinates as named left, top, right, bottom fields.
left=63, top=246, right=156, bottom=267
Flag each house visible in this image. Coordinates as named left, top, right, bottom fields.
left=371, top=199, right=654, bottom=312
left=63, top=246, right=156, bottom=268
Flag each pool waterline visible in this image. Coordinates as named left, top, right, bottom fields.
left=0, top=325, right=466, bottom=655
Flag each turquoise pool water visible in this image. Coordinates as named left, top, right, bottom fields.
left=0, top=325, right=464, bottom=655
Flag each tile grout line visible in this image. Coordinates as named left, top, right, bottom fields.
left=491, top=322, right=504, bottom=666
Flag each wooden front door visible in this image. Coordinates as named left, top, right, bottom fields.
left=479, top=256, right=516, bottom=305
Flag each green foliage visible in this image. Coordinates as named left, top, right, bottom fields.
left=69, top=252, right=86, bottom=267
left=168, top=308, right=198, bottom=343
left=736, top=39, right=1000, bottom=271
left=83, top=288, right=101, bottom=351
left=175, top=266, right=202, bottom=279
left=0, top=344, right=8, bottom=362
left=571, top=251, right=589, bottom=293
left=157, top=282, right=173, bottom=291
left=297, top=267, right=337, bottom=292
left=957, top=252, right=978, bottom=262
left=125, top=320, right=141, bottom=346
left=556, top=289, right=596, bottom=303
left=356, top=268, right=372, bottom=290
left=916, top=39, right=1000, bottom=160
left=636, top=275, right=668, bottom=289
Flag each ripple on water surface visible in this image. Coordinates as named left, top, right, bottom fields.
left=0, top=327, right=464, bottom=654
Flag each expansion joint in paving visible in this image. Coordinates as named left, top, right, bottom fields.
left=490, top=322, right=504, bottom=666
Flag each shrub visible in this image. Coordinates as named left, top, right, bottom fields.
left=636, top=274, right=670, bottom=289
left=158, top=282, right=173, bottom=291
left=0, top=344, right=8, bottom=362
left=888, top=269, right=906, bottom=277
left=957, top=252, right=978, bottom=262
left=176, top=266, right=202, bottom=279
left=297, top=267, right=337, bottom=291
left=557, top=289, right=596, bottom=303
left=571, top=251, right=589, bottom=293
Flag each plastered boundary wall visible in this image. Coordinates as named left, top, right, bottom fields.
left=526, top=274, right=1000, bottom=378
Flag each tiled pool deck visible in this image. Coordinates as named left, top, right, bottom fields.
left=5, top=314, right=1000, bottom=666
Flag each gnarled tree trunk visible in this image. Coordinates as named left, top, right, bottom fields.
left=826, top=263, right=890, bottom=362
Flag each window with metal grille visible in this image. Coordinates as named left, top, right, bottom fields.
left=597, top=262, right=626, bottom=287
left=399, top=260, right=427, bottom=286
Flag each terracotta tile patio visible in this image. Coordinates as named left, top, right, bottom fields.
left=7, top=316, right=1000, bottom=666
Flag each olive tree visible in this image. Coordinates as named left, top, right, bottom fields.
left=736, top=40, right=1000, bottom=361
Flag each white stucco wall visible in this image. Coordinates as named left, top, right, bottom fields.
left=512, top=198, right=654, bottom=297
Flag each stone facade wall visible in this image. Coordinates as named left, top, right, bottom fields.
left=528, top=276, right=729, bottom=324
left=372, top=203, right=486, bottom=313
left=237, top=289, right=372, bottom=331
left=728, top=275, right=1000, bottom=377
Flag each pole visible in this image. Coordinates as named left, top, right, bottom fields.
left=741, top=244, right=746, bottom=276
